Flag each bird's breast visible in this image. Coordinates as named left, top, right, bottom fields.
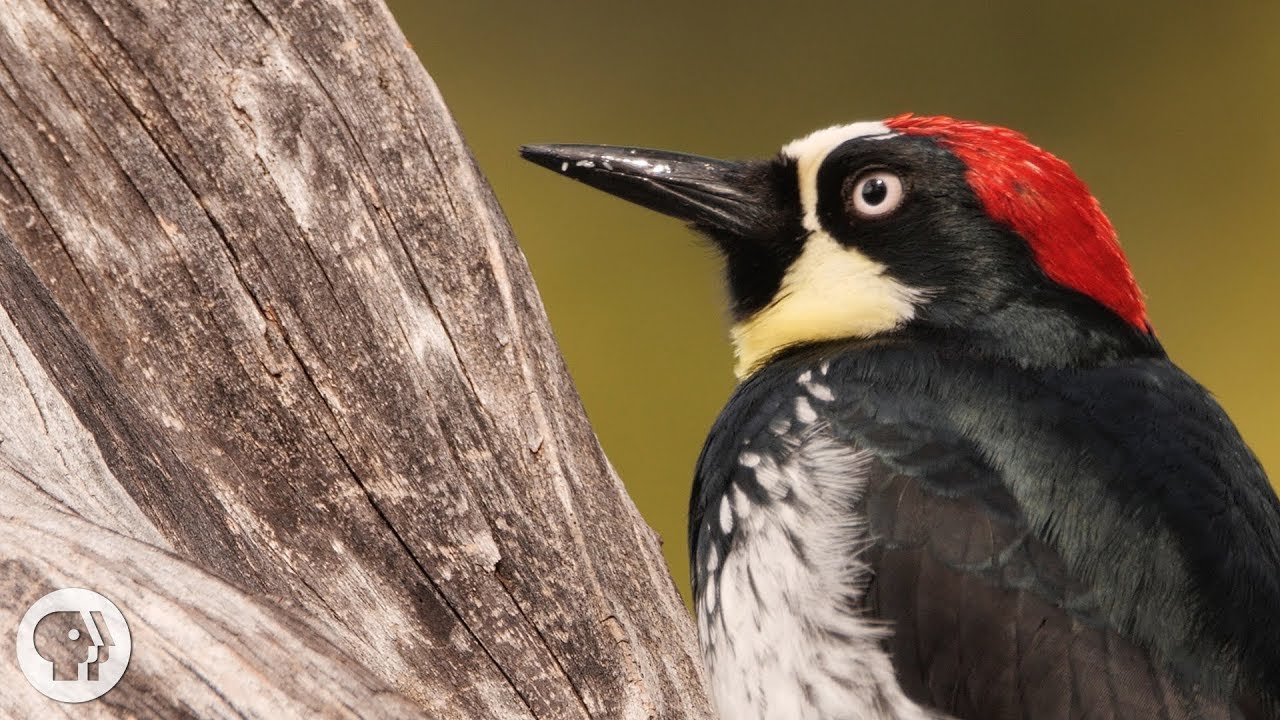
left=693, top=369, right=936, bottom=720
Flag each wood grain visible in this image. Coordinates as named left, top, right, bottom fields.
left=0, top=1, right=709, bottom=716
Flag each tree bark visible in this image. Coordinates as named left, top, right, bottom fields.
left=0, top=1, right=710, bottom=718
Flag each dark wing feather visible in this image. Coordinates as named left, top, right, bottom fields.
left=820, top=388, right=1228, bottom=719
left=858, top=449, right=1240, bottom=720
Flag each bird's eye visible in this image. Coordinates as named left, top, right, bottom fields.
left=849, top=170, right=904, bottom=219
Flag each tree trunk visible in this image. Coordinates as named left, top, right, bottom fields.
left=0, top=1, right=710, bottom=717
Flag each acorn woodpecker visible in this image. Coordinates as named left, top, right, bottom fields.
left=521, top=116, right=1280, bottom=720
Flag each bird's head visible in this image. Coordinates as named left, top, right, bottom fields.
left=522, top=115, right=1154, bottom=377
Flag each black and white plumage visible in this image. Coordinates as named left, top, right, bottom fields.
left=694, top=363, right=931, bottom=720
left=521, top=117, right=1280, bottom=720
left=693, top=336, right=1277, bottom=719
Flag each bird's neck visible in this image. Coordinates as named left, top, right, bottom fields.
left=874, top=287, right=1166, bottom=370
left=734, top=286, right=1163, bottom=382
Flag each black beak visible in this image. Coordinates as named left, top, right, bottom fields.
left=520, top=144, right=772, bottom=238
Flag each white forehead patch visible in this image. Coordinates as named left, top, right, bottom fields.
left=782, top=121, right=896, bottom=232
left=780, top=121, right=895, bottom=161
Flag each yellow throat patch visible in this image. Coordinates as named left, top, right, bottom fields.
left=729, top=230, right=923, bottom=378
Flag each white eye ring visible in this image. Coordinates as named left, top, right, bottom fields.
left=850, top=170, right=904, bottom=219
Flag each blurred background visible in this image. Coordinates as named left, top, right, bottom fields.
left=389, top=1, right=1280, bottom=601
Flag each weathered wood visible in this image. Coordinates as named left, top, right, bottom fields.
left=0, top=0, right=709, bottom=717
left=1, top=508, right=423, bottom=719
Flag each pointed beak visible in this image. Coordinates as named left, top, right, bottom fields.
left=520, top=144, right=772, bottom=238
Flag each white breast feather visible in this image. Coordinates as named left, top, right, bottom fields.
left=698, top=378, right=944, bottom=720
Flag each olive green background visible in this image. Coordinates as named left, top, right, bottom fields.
left=388, top=1, right=1280, bottom=600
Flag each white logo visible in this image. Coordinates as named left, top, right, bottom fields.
left=15, top=588, right=131, bottom=703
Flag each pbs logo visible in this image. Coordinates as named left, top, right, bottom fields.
left=15, top=588, right=131, bottom=703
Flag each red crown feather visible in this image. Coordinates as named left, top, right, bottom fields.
left=886, top=114, right=1149, bottom=331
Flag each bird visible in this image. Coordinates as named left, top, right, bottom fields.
left=520, top=115, right=1280, bottom=720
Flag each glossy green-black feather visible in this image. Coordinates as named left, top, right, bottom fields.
left=692, top=334, right=1280, bottom=719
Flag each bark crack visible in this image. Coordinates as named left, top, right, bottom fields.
left=320, top=429, right=540, bottom=719
left=0, top=145, right=94, bottom=298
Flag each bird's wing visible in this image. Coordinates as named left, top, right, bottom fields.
left=828, top=354, right=1275, bottom=720
left=846, top=410, right=1239, bottom=720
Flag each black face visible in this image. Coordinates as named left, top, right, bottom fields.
left=811, top=134, right=1032, bottom=327
left=806, top=135, right=1161, bottom=361
left=521, top=135, right=1162, bottom=365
